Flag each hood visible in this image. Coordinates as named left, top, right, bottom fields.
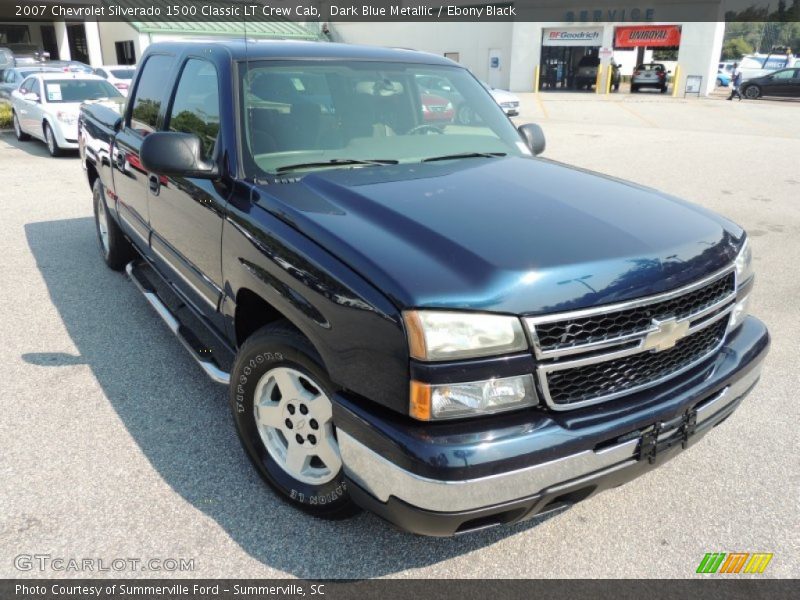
left=254, top=157, right=742, bottom=315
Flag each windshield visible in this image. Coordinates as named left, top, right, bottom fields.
left=240, top=60, right=528, bottom=176
left=110, top=68, right=135, bottom=79
left=43, top=79, right=122, bottom=103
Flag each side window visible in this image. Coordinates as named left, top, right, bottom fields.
left=129, top=54, right=174, bottom=135
left=19, top=77, right=34, bottom=94
left=96, top=69, right=107, bottom=78
left=30, top=79, right=41, bottom=99
left=167, top=59, right=220, bottom=161
left=4, top=70, right=14, bottom=83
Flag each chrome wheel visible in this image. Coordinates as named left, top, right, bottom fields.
left=96, top=190, right=110, bottom=256
left=253, top=367, right=340, bottom=485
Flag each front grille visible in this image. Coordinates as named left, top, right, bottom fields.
left=544, top=318, right=728, bottom=406
left=534, top=272, right=734, bottom=354
left=527, top=267, right=737, bottom=410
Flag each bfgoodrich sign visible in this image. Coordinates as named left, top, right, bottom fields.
left=542, top=27, right=603, bottom=46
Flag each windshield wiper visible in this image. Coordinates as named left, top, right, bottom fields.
left=422, top=152, right=506, bottom=162
left=276, top=158, right=398, bottom=173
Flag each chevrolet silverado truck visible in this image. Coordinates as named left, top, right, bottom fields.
left=79, top=41, right=769, bottom=536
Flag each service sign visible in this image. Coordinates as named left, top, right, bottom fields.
left=614, top=25, right=682, bottom=48
left=543, top=27, right=603, bottom=46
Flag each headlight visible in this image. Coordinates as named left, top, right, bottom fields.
left=410, top=375, right=537, bottom=420
left=734, top=237, right=754, bottom=285
left=56, top=111, right=76, bottom=125
left=729, top=237, right=754, bottom=332
left=403, top=310, right=528, bottom=361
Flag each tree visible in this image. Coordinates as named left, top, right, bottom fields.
left=721, top=37, right=754, bottom=60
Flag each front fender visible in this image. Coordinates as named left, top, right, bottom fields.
left=221, top=186, right=410, bottom=415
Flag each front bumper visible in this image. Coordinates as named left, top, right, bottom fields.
left=334, top=316, right=769, bottom=536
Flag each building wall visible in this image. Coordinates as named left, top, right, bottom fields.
left=98, top=21, right=146, bottom=65
left=330, top=22, right=514, bottom=88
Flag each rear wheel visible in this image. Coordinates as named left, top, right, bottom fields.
left=44, top=122, right=61, bottom=157
left=93, top=178, right=136, bottom=270
left=229, top=322, right=358, bottom=519
left=13, top=112, right=29, bottom=141
left=744, top=85, right=761, bottom=99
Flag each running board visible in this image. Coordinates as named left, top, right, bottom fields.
left=126, top=261, right=231, bottom=385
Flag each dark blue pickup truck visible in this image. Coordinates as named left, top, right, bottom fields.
left=79, top=40, right=769, bottom=536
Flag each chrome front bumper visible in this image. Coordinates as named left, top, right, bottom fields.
left=339, top=362, right=762, bottom=515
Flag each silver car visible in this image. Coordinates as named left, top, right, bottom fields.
left=631, top=63, right=670, bottom=93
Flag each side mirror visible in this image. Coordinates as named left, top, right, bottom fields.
left=140, top=132, right=218, bottom=179
left=518, top=123, right=546, bottom=156
left=22, top=92, right=39, bottom=102
left=113, top=116, right=122, bottom=133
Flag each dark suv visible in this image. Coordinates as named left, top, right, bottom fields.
left=79, top=41, right=769, bottom=536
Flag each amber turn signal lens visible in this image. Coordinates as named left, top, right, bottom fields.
left=409, top=380, right=432, bottom=421
left=403, top=312, right=427, bottom=360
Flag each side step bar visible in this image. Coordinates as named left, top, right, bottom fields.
left=126, top=261, right=230, bottom=385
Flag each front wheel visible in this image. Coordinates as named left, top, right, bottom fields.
left=744, top=85, right=760, bottom=99
left=44, top=122, right=62, bottom=157
left=229, top=322, right=358, bottom=519
left=13, top=112, right=29, bottom=141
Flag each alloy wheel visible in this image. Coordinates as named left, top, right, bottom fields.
left=253, top=366, right=341, bottom=485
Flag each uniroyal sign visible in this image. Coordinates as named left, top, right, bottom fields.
left=614, top=25, right=682, bottom=48
left=543, top=27, right=603, bottom=46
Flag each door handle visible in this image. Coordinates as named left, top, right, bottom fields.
left=149, top=174, right=161, bottom=195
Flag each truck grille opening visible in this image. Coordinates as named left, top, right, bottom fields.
left=527, top=267, right=737, bottom=410
left=534, top=272, right=734, bottom=353
left=544, top=319, right=728, bottom=406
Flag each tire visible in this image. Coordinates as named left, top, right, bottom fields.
left=744, top=85, right=761, bottom=99
left=44, top=122, right=62, bottom=157
left=13, top=111, right=29, bottom=141
left=93, top=178, right=136, bottom=270
left=229, top=322, right=358, bottom=519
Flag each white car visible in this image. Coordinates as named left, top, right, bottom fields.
left=481, top=81, right=520, bottom=116
left=93, top=64, right=136, bottom=96
left=11, top=72, right=123, bottom=156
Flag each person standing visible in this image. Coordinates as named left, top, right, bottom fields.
left=728, top=62, right=743, bottom=100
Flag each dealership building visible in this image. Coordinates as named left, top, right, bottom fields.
left=1, top=1, right=727, bottom=96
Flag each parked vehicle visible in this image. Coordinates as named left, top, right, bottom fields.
left=421, top=92, right=454, bottom=122
left=573, top=56, right=620, bottom=91
left=94, top=65, right=136, bottom=95
left=741, top=67, right=800, bottom=99
left=716, top=70, right=731, bottom=87
left=45, top=60, right=94, bottom=74
left=739, top=52, right=799, bottom=82
left=12, top=73, right=124, bottom=156
left=79, top=41, right=768, bottom=536
left=0, top=43, right=49, bottom=66
left=481, top=81, right=520, bottom=116
left=0, top=66, right=61, bottom=103
left=631, top=63, right=670, bottom=93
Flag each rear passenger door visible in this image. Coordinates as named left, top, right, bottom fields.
left=113, top=53, right=175, bottom=247
left=147, top=57, right=226, bottom=313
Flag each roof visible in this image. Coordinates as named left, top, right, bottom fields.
left=145, top=39, right=456, bottom=67
left=100, top=1, right=320, bottom=40
left=34, top=73, right=104, bottom=81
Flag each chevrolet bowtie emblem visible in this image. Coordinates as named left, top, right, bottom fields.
left=642, top=317, right=690, bottom=352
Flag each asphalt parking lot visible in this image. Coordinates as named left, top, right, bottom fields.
left=1, top=92, right=798, bottom=579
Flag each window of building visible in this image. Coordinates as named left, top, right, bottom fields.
left=115, top=41, right=136, bottom=65
left=129, top=54, right=175, bottom=135
left=167, top=59, right=220, bottom=160
left=444, top=52, right=460, bottom=63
